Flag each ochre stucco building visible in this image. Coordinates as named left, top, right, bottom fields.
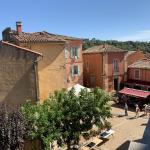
left=0, top=41, right=42, bottom=106
left=127, top=59, right=150, bottom=91
left=2, top=22, right=83, bottom=102
left=83, top=44, right=146, bottom=92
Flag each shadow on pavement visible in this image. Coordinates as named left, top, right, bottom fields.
left=116, top=140, right=130, bottom=150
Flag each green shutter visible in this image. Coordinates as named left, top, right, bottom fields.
left=78, top=66, right=80, bottom=75
left=70, top=48, right=74, bottom=58
left=65, top=48, right=68, bottom=58
left=77, top=47, right=80, bottom=58
left=70, top=65, right=74, bottom=77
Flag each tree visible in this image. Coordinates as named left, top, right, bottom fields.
left=21, top=88, right=112, bottom=150
left=0, top=103, right=27, bottom=150
left=83, top=38, right=150, bottom=53
left=21, top=100, right=62, bottom=150
left=51, top=88, right=112, bottom=149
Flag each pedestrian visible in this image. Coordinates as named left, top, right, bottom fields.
left=143, top=104, right=148, bottom=115
left=124, top=103, right=128, bottom=116
left=135, top=104, right=140, bottom=118
left=147, top=104, right=150, bottom=117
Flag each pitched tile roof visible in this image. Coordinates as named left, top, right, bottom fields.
left=128, top=59, right=150, bottom=69
left=83, top=44, right=127, bottom=54
left=10, top=31, right=81, bottom=43
left=125, top=51, right=136, bottom=57
left=1, top=41, right=42, bottom=56
left=145, top=52, right=150, bottom=59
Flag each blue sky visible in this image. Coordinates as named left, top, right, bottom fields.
left=1, top=0, right=150, bottom=41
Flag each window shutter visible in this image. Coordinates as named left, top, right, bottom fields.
left=70, top=48, right=74, bottom=58
left=78, top=66, right=80, bottom=75
left=77, top=47, right=80, bottom=58
left=70, top=65, right=74, bottom=77
left=65, top=48, right=68, bottom=58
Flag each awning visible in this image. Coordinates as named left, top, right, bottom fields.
left=119, top=87, right=150, bottom=98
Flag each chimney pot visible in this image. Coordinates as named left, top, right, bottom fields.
left=16, top=21, right=22, bottom=34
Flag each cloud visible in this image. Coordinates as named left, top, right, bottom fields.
left=116, top=30, right=150, bottom=41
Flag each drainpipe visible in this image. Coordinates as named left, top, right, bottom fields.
left=33, top=55, right=43, bottom=102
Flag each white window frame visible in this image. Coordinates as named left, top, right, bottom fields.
left=134, top=69, right=140, bottom=79
left=70, top=47, right=80, bottom=59
left=71, top=65, right=80, bottom=77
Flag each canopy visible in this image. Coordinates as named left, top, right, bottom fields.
left=119, top=87, right=150, bottom=98
left=67, top=84, right=90, bottom=96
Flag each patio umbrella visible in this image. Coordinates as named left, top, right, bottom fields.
left=67, top=84, right=90, bottom=96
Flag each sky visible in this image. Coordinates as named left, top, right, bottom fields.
left=1, top=0, right=150, bottom=41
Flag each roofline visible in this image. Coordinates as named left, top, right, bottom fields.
left=15, top=40, right=66, bottom=44
left=128, top=58, right=150, bottom=68
left=43, top=31, right=83, bottom=41
left=128, top=66, right=150, bottom=70
left=1, top=41, right=43, bottom=56
left=83, top=50, right=128, bottom=54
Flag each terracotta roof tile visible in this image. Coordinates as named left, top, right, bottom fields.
left=128, top=59, right=150, bottom=69
left=11, top=31, right=81, bottom=43
left=125, top=51, right=136, bottom=57
left=83, top=44, right=127, bottom=54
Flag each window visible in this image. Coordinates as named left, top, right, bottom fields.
left=134, top=69, right=140, bottom=79
left=113, top=59, right=119, bottom=72
left=70, top=47, right=80, bottom=59
left=70, top=65, right=80, bottom=76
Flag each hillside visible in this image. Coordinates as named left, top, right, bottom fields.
left=83, top=38, right=150, bottom=52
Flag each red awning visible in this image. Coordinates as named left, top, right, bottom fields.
left=119, top=87, right=150, bottom=98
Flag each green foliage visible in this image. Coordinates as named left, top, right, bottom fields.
left=21, top=88, right=112, bottom=150
left=50, top=88, right=112, bottom=149
left=21, top=100, right=61, bottom=150
left=83, top=39, right=150, bottom=53
left=0, top=104, right=27, bottom=150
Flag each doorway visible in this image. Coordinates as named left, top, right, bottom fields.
left=90, top=75, right=96, bottom=87
left=114, top=77, right=119, bottom=91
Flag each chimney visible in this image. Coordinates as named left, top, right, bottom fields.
left=103, top=43, right=107, bottom=48
left=16, top=21, right=22, bottom=34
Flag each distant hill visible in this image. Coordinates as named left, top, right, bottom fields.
left=83, top=38, right=150, bottom=52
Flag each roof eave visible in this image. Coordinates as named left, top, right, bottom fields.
left=1, top=40, right=43, bottom=57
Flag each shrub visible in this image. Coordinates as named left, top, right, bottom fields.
left=0, top=103, right=27, bottom=150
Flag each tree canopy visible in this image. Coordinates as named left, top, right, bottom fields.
left=83, top=38, right=150, bottom=53
left=21, top=88, right=112, bottom=150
